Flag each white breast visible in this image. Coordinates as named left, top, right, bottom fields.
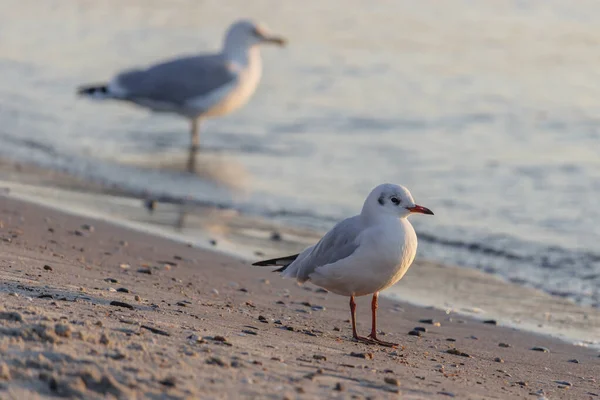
left=307, top=219, right=418, bottom=297
left=200, top=49, right=263, bottom=118
left=362, top=219, right=418, bottom=293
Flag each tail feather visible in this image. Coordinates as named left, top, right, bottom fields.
left=252, top=253, right=299, bottom=272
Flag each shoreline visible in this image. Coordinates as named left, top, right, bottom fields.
left=1, top=187, right=599, bottom=398
left=0, top=158, right=599, bottom=349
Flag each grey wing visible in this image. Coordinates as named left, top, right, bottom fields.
left=114, top=54, right=236, bottom=107
left=286, top=216, right=362, bottom=282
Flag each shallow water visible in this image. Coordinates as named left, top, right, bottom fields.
left=1, top=0, right=600, bottom=307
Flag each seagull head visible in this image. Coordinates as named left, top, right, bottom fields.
left=224, top=20, right=286, bottom=51
left=363, top=183, right=434, bottom=220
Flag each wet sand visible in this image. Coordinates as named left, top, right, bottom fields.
left=0, top=195, right=599, bottom=399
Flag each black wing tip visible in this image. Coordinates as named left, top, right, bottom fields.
left=77, top=84, right=109, bottom=96
left=251, top=253, right=300, bottom=268
left=251, top=260, right=273, bottom=267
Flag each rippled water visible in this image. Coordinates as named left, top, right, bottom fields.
left=1, top=0, right=600, bottom=306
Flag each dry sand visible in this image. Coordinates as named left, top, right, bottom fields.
left=0, top=195, right=598, bottom=399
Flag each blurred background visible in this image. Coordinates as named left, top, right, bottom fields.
left=0, top=0, right=599, bottom=320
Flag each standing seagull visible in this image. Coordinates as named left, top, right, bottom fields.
left=253, top=183, right=434, bottom=347
left=77, top=19, right=286, bottom=172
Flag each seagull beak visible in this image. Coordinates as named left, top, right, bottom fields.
left=407, top=205, right=434, bottom=215
left=255, top=28, right=287, bottom=47
left=263, top=35, right=287, bottom=47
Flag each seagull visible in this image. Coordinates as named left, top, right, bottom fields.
left=77, top=19, right=286, bottom=172
left=253, top=183, right=434, bottom=347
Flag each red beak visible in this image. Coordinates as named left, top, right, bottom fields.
left=407, top=204, right=434, bottom=215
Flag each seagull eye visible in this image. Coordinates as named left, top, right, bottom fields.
left=390, top=197, right=400, bottom=205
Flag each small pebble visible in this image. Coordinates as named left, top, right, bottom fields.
left=54, top=324, right=72, bottom=338
left=137, top=268, right=152, bottom=275
left=437, top=391, right=456, bottom=397
left=0, top=311, right=23, bottom=322
left=134, top=295, right=141, bottom=302
left=313, top=355, right=327, bottom=361
left=43, top=265, right=53, bottom=271
left=159, top=376, right=176, bottom=387
left=384, top=377, right=400, bottom=386
left=531, top=346, right=550, bottom=353
left=141, top=325, right=170, bottom=336
left=413, top=326, right=427, bottom=332
left=270, top=231, right=282, bottom=241
left=350, top=352, right=373, bottom=360
left=408, top=330, right=422, bottom=337
left=554, top=380, right=572, bottom=387
left=99, top=333, right=110, bottom=345
left=334, top=382, right=344, bottom=391
left=446, top=338, right=456, bottom=342
left=116, top=288, right=129, bottom=293
left=258, top=315, right=268, bottom=323
left=81, top=224, right=94, bottom=232
left=242, top=330, right=257, bottom=335
left=568, top=359, right=580, bottom=364
left=494, top=357, right=504, bottom=363
left=119, top=264, right=130, bottom=270
left=483, top=319, right=497, bottom=325
left=446, top=348, right=471, bottom=358
left=498, top=343, right=511, bottom=348
left=109, top=301, right=134, bottom=310
left=108, top=351, right=126, bottom=361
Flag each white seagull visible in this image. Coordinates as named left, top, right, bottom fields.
left=253, top=183, right=434, bottom=347
left=77, top=19, right=286, bottom=171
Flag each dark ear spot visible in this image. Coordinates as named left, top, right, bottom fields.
left=377, top=194, right=385, bottom=205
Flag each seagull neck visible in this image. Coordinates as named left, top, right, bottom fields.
left=224, top=45, right=261, bottom=68
left=360, top=208, right=401, bottom=226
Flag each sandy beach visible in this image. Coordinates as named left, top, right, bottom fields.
left=1, top=194, right=598, bottom=399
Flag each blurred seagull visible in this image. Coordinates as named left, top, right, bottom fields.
left=77, top=19, right=286, bottom=171
left=253, top=183, right=434, bottom=347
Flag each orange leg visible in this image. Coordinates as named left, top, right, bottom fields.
left=367, top=292, right=398, bottom=347
left=350, top=295, right=376, bottom=345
